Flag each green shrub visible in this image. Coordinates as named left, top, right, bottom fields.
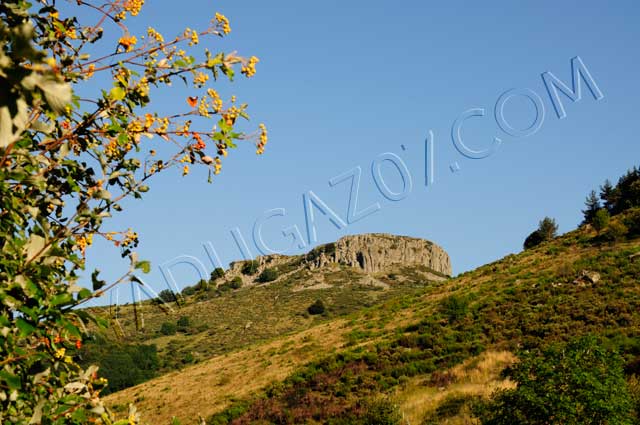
left=602, top=221, right=629, bottom=242
left=230, top=276, right=243, bottom=289
left=210, top=267, right=225, bottom=281
left=160, top=321, right=177, bottom=335
left=257, top=267, right=278, bottom=283
left=177, top=316, right=190, bottom=332
left=475, top=336, right=634, bottom=425
left=593, top=208, right=611, bottom=233
left=623, top=208, right=640, bottom=237
left=307, top=299, right=326, bottom=315
left=241, top=260, right=259, bottom=275
left=157, top=289, right=177, bottom=303
left=439, top=294, right=469, bottom=323
left=362, top=398, right=402, bottom=425
left=181, top=285, right=196, bottom=296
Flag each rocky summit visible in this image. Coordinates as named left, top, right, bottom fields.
left=305, top=233, right=451, bottom=275
left=227, top=233, right=451, bottom=286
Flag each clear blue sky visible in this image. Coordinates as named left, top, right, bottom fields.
left=83, top=0, right=640, bottom=304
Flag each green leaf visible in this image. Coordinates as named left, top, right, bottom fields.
left=109, top=86, right=126, bottom=101
left=16, top=317, right=36, bottom=337
left=50, top=292, right=73, bottom=307
left=0, top=370, right=21, bottom=390
left=77, top=288, right=92, bottom=300
left=135, top=260, right=151, bottom=274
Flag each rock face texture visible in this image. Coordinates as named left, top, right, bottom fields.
left=305, top=233, right=451, bottom=276
left=227, top=233, right=452, bottom=286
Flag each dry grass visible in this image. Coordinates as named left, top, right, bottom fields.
left=394, top=351, right=517, bottom=424
left=104, top=319, right=352, bottom=425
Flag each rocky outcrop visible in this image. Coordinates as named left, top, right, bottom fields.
left=305, top=233, right=451, bottom=276
left=227, top=233, right=452, bottom=286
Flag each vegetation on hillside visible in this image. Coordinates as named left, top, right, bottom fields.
left=203, top=166, right=640, bottom=425
left=85, top=263, right=444, bottom=394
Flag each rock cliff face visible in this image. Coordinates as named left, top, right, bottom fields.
left=227, top=233, right=452, bottom=286
left=305, top=233, right=451, bottom=276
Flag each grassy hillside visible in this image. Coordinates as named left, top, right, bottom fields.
left=99, top=223, right=640, bottom=424
left=205, top=227, right=640, bottom=424
left=83, top=255, right=446, bottom=394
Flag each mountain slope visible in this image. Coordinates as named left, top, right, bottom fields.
left=85, top=234, right=449, bottom=396
left=102, top=228, right=640, bottom=424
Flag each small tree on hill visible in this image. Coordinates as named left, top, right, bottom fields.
left=600, top=179, right=615, bottom=212
left=582, top=190, right=601, bottom=224
left=592, top=208, right=610, bottom=233
left=475, top=336, right=635, bottom=425
left=211, top=267, right=225, bottom=281
left=524, top=217, right=558, bottom=250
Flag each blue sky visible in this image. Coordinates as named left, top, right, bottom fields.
left=81, top=1, right=640, bottom=304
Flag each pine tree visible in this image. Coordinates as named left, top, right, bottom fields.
left=582, top=190, right=601, bottom=224
left=538, top=217, right=559, bottom=240
left=599, top=179, right=615, bottom=212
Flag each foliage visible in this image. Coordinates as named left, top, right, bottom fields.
left=79, top=337, right=159, bottom=395
left=210, top=268, right=225, bottom=282
left=229, top=276, right=243, bottom=289
left=307, top=299, right=325, bottom=315
left=362, top=398, right=402, bottom=425
left=583, top=190, right=601, bottom=224
left=475, top=336, right=635, bottom=425
left=624, top=208, right=640, bottom=237
left=439, top=294, right=470, bottom=324
left=241, top=260, right=259, bottom=275
left=158, top=289, right=177, bottom=303
left=602, top=221, right=629, bottom=242
left=257, top=267, right=278, bottom=283
left=592, top=208, right=610, bottom=233
left=160, top=321, right=177, bottom=336
left=524, top=217, right=558, bottom=249
left=586, top=167, right=640, bottom=217
left=0, top=0, right=265, bottom=422
left=176, top=315, right=190, bottom=332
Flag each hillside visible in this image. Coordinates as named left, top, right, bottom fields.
left=83, top=234, right=451, bottom=393
left=102, top=225, right=640, bottom=424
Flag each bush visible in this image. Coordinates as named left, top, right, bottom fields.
left=602, top=220, right=629, bottom=242
left=307, top=299, right=326, bottom=315
left=158, top=289, right=177, bottom=303
left=440, top=295, right=469, bottom=323
left=177, top=316, right=190, bottom=332
left=241, top=260, right=260, bottom=275
left=475, top=336, right=634, bottom=425
left=181, top=285, right=196, bottom=296
left=210, top=267, right=225, bottom=281
left=160, top=322, right=177, bottom=336
left=623, top=208, right=640, bottom=237
left=258, top=267, right=278, bottom=283
left=230, top=276, right=243, bottom=289
left=362, top=398, right=402, bottom=425
left=592, top=208, right=610, bottom=233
